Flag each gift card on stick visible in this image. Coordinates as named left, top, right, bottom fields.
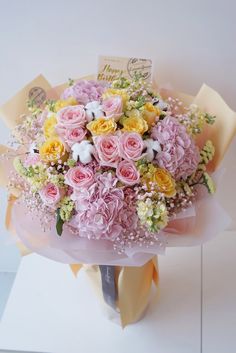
left=97, top=55, right=152, bottom=83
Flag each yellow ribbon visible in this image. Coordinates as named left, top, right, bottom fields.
left=70, top=257, right=158, bottom=327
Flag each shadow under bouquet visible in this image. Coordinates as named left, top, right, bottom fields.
left=0, top=73, right=235, bottom=326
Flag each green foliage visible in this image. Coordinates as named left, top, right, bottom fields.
left=199, top=140, right=215, bottom=166
left=111, top=77, right=130, bottom=89
left=59, top=197, right=75, bottom=222
left=45, top=99, right=56, bottom=112
left=202, top=172, right=216, bottom=194
left=56, top=208, right=64, bottom=236
left=67, top=159, right=76, bottom=167
left=68, top=78, right=74, bottom=86
left=204, top=112, right=216, bottom=125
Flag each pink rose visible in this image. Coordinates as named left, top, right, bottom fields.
left=57, top=127, right=87, bottom=147
left=93, top=135, right=120, bottom=168
left=116, top=160, right=140, bottom=186
left=65, top=165, right=94, bottom=190
left=39, top=183, right=61, bottom=206
left=119, top=132, right=144, bottom=161
left=102, top=96, right=123, bottom=121
left=57, top=105, right=86, bottom=129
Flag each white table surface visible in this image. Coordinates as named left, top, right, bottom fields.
left=0, top=231, right=235, bottom=353
left=0, top=248, right=202, bottom=353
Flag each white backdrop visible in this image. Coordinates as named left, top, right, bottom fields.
left=0, top=2, right=236, bottom=352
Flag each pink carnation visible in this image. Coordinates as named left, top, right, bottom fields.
left=65, top=165, right=94, bottom=190
left=116, top=160, right=140, bottom=186
left=119, top=132, right=144, bottom=161
left=39, top=183, right=61, bottom=207
left=61, top=80, right=106, bottom=105
left=56, top=105, right=86, bottom=129
left=151, top=116, right=200, bottom=180
left=102, top=96, right=123, bottom=121
left=93, top=134, right=120, bottom=168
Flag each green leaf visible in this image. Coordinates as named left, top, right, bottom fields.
left=56, top=208, right=64, bottom=236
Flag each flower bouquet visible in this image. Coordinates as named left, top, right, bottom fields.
left=0, top=72, right=235, bottom=327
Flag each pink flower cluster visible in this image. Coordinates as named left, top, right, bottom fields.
left=56, top=105, right=88, bottom=147
left=93, top=132, right=143, bottom=166
left=69, top=172, right=138, bottom=240
left=151, top=116, right=200, bottom=180
left=61, top=80, right=106, bottom=105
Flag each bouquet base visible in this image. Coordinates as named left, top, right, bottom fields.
left=72, top=257, right=158, bottom=327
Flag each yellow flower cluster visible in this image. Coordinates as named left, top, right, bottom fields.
left=54, top=97, right=77, bottom=112
left=142, top=165, right=176, bottom=198
left=43, top=114, right=58, bottom=139
left=87, top=117, right=117, bottom=135
left=39, top=138, right=68, bottom=163
left=102, top=88, right=129, bottom=106
left=120, top=109, right=148, bottom=135
left=137, top=198, right=168, bottom=232
left=141, top=103, right=160, bottom=127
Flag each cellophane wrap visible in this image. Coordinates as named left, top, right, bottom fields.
left=1, top=74, right=235, bottom=326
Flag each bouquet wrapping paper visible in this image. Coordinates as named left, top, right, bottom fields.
left=0, top=74, right=235, bottom=326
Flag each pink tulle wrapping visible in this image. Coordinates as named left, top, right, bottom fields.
left=11, top=191, right=231, bottom=266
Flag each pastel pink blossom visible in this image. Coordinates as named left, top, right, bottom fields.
left=39, top=183, right=61, bottom=206
left=116, top=160, right=140, bottom=186
left=119, top=132, right=144, bottom=161
left=57, top=105, right=86, bottom=129
left=102, top=96, right=123, bottom=121
left=118, top=187, right=138, bottom=229
left=65, top=165, right=94, bottom=190
left=71, top=173, right=124, bottom=240
left=93, top=134, right=120, bottom=168
left=151, top=116, right=200, bottom=180
left=61, top=80, right=106, bottom=105
left=57, top=127, right=87, bottom=147
left=24, top=153, right=40, bottom=167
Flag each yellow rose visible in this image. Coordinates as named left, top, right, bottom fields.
left=141, top=103, right=160, bottom=127
left=87, top=118, right=117, bottom=135
left=54, top=97, right=78, bottom=112
left=143, top=167, right=176, bottom=198
left=43, top=114, right=58, bottom=139
left=39, top=138, right=68, bottom=163
left=102, top=89, right=129, bottom=106
left=122, top=113, right=148, bottom=135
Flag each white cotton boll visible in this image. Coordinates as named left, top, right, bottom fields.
left=71, top=140, right=95, bottom=164
left=85, top=101, right=104, bottom=121
left=144, top=139, right=161, bottom=162
left=154, top=99, right=169, bottom=111
left=29, top=142, right=38, bottom=153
